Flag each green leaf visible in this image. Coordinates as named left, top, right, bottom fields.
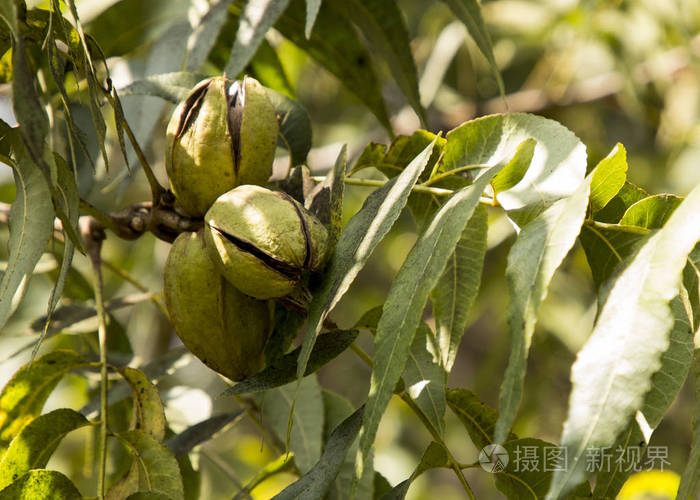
left=274, top=0, right=392, bottom=132
left=307, top=144, right=346, bottom=249
left=592, top=297, right=691, bottom=498
left=431, top=203, right=488, bottom=372
left=496, top=438, right=591, bottom=499
left=403, top=324, right=446, bottom=437
left=0, top=470, right=82, bottom=499
left=304, top=0, right=321, bottom=37
left=184, top=0, right=232, bottom=72
left=589, top=143, right=627, bottom=213
left=265, top=88, right=312, bottom=168
left=440, top=0, right=504, bottom=98
left=272, top=406, right=364, bottom=500
left=250, top=39, right=295, bottom=98
left=119, top=429, right=184, bottom=500
left=443, top=113, right=587, bottom=225
left=260, top=376, right=323, bottom=474
left=0, top=350, right=88, bottom=453
left=491, top=138, right=536, bottom=196
left=118, top=72, right=206, bottom=103
left=86, top=0, right=190, bottom=58
left=327, top=0, right=425, bottom=124
left=295, top=139, right=436, bottom=386
left=0, top=409, right=90, bottom=490
left=447, top=388, right=517, bottom=451
left=166, top=411, right=243, bottom=460
left=119, top=367, right=166, bottom=442
left=225, top=0, right=292, bottom=77
left=11, top=36, right=49, bottom=172
left=546, top=182, right=700, bottom=500
left=595, top=181, right=648, bottom=223
left=0, top=135, right=54, bottom=329
left=0, top=0, right=17, bottom=35
left=381, top=441, right=449, bottom=499
left=495, top=178, right=590, bottom=444
left=579, top=225, right=645, bottom=291
left=126, top=493, right=172, bottom=500
left=356, top=165, right=501, bottom=485
left=678, top=334, right=700, bottom=499
left=233, top=454, right=295, bottom=500
left=221, top=330, right=358, bottom=396
left=619, top=194, right=683, bottom=229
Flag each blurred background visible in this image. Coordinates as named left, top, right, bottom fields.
left=1, top=0, right=699, bottom=498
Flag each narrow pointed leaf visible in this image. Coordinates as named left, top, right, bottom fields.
left=440, top=0, right=504, bottom=97
left=0, top=409, right=90, bottom=490
left=403, top=324, right=446, bottom=437
left=546, top=182, right=700, bottom=499
left=327, top=0, right=425, bottom=123
left=221, top=330, right=358, bottom=396
left=225, top=0, right=292, bottom=77
left=677, top=335, right=700, bottom=499
left=295, top=139, right=436, bottom=383
left=589, top=143, right=627, bottom=213
left=0, top=135, right=54, bottom=329
left=431, top=203, right=488, bottom=372
left=165, top=411, right=244, bottom=459
left=185, top=0, right=232, bottom=72
left=494, top=178, right=590, bottom=444
left=0, top=350, right=88, bottom=453
left=304, top=0, right=321, bottom=37
left=0, top=470, right=82, bottom=500
left=274, top=0, right=391, bottom=131
left=355, top=166, right=501, bottom=485
left=307, top=144, right=346, bottom=249
left=273, top=406, right=364, bottom=500
left=260, top=376, right=323, bottom=474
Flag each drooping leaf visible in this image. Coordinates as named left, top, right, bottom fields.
left=355, top=165, right=501, bottom=485
left=165, top=411, right=244, bottom=459
left=272, top=406, right=364, bottom=500
left=431, top=203, right=488, bottom=372
left=494, top=178, right=590, bottom=444
left=447, top=388, right=517, bottom=451
left=86, top=0, right=191, bottom=58
left=274, top=0, right=392, bottom=132
left=0, top=470, right=82, bottom=500
left=295, top=139, right=436, bottom=386
left=403, top=324, right=446, bottom=437
left=546, top=182, right=700, bottom=499
left=184, top=0, right=232, bottom=72
left=440, top=0, right=504, bottom=97
left=225, top=0, right=291, bottom=78
left=260, top=376, right=323, bottom=474
left=327, top=0, right=425, bottom=124
left=589, top=143, right=627, bottom=213
left=619, top=194, right=683, bottom=229
left=0, top=409, right=90, bottom=490
left=118, top=429, right=184, bottom=500
left=381, top=441, right=449, bottom=500
left=265, top=88, right=312, bottom=168
left=443, top=113, right=587, bottom=225
left=304, top=0, right=321, bottom=37
left=307, top=144, right=346, bottom=249
left=222, top=330, right=358, bottom=396
left=0, top=134, right=54, bottom=329
left=678, top=332, right=700, bottom=499
left=0, top=350, right=88, bottom=453
left=119, top=367, right=166, bottom=442
left=118, top=72, right=206, bottom=103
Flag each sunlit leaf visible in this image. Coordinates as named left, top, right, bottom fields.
left=619, top=194, right=683, bottom=229
left=185, top=0, right=232, bottom=72
left=589, top=143, right=627, bottom=213
left=119, top=367, right=166, bottom=442
left=382, top=442, right=449, bottom=499
left=0, top=409, right=90, bottom=490
left=0, top=470, right=82, bottom=499
left=546, top=182, right=700, bottom=499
